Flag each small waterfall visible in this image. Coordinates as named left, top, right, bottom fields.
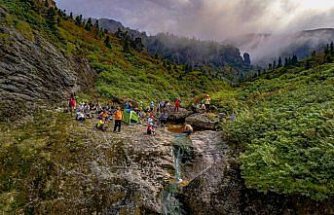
left=174, top=147, right=182, bottom=182
left=161, top=184, right=182, bottom=215
left=161, top=134, right=191, bottom=215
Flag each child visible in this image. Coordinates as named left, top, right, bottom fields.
left=147, top=122, right=156, bottom=136
left=96, top=119, right=107, bottom=132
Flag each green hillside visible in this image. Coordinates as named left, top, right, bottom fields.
left=0, top=0, right=228, bottom=104
left=214, top=64, right=334, bottom=200
left=1, top=0, right=334, bottom=213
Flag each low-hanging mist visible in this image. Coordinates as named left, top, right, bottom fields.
left=56, top=0, right=334, bottom=64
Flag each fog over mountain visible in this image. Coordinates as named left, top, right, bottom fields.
left=55, top=0, right=334, bottom=64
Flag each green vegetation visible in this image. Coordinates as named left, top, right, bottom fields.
left=0, top=110, right=132, bottom=214
left=0, top=0, right=229, bottom=104
left=0, top=112, right=76, bottom=213
left=1, top=0, right=334, bottom=210
left=214, top=64, right=334, bottom=200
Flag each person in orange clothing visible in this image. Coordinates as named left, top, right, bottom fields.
left=113, top=107, right=123, bottom=132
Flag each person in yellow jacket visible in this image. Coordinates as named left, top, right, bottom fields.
left=113, top=107, right=123, bottom=132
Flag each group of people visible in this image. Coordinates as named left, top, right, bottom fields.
left=96, top=107, right=123, bottom=132
left=68, top=94, right=123, bottom=132
left=190, top=94, right=212, bottom=112
left=68, top=94, right=194, bottom=137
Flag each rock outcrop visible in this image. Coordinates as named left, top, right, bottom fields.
left=166, top=106, right=193, bottom=123
left=185, top=113, right=219, bottom=130
left=0, top=10, right=96, bottom=120
left=182, top=139, right=334, bottom=215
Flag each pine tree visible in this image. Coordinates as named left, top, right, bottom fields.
left=184, top=64, right=189, bottom=72
left=291, top=55, right=298, bottom=65
left=85, top=18, right=93, bottom=31
left=104, top=35, right=112, bottom=48
left=123, top=37, right=130, bottom=52
left=277, top=57, right=282, bottom=68
left=188, top=64, right=193, bottom=72
left=243, top=52, right=251, bottom=66
left=132, top=37, right=144, bottom=52
left=311, top=50, right=316, bottom=57
left=46, top=7, right=57, bottom=28
left=305, top=60, right=311, bottom=69
left=330, top=42, right=334, bottom=55
left=273, top=60, right=276, bottom=69
left=69, top=12, right=73, bottom=20
left=94, top=20, right=99, bottom=30
left=325, top=44, right=330, bottom=56
left=115, top=28, right=123, bottom=39
left=284, top=57, right=289, bottom=67
left=75, top=15, right=82, bottom=26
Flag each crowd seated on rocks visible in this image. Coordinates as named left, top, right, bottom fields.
left=66, top=93, right=232, bottom=136
left=66, top=95, right=185, bottom=135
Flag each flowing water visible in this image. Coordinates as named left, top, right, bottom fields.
left=161, top=133, right=191, bottom=215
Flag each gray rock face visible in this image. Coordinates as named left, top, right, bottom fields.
left=181, top=131, right=243, bottom=215
left=0, top=19, right=96, bottom=120
left=182, top=140, right=334, bottom=215
left=185, top=113, right=219, bottom=130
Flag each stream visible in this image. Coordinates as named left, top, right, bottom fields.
left=161, top=126, right=194, bottom=215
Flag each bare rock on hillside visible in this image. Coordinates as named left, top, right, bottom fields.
left=0, top=24, right=96, bottom=120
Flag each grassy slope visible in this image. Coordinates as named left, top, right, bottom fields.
left=0, top=1, right=229, bottom=212
left=0, top=0, right=229, bottom=106
left=214, top=64, right=334, bottom=200
left=2, top=0, right=334, bottom=210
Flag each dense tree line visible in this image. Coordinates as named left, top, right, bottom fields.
left=268, top=55, right=299, bottom=70
left=26, top=0, right=146, bottom=53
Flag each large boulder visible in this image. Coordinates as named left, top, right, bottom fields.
left=165, top=106, right=193, bottom=123
left=185, top=113, right=219, bottom=130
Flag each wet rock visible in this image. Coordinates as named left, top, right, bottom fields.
left=185, top=113, right=219, bottom=130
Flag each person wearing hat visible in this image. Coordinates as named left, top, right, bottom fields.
left=113, top=107, right=123, bottom=132
left=204, top=94, right=211, bottom=110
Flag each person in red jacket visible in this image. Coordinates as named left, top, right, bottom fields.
left=174, top=98, right=181, bottom=112
left=68, top=94, right=76, bottom=116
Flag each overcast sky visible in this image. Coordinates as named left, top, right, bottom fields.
left=55, top=0, right=334, bottom=40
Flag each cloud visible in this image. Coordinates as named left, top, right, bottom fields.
left=55, top=0, right=334, bottom=39
left=55, top=0, right=334, bottom=63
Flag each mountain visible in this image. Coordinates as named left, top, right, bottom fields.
left=98, top=18, right=251, bottom=73
left=226, top=28, right=334, bottom=66
left=98, top=18, right=146, bottom=39
left=1, top=1, right=334, bottom=214
left=147, top=33, right=249, bottom=70
left=0, top=0, right=228, bottom=120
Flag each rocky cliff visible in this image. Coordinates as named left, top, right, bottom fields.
left=182, top=144, right=334, bottom=215
left=0, top=7, right=96, bottom=120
